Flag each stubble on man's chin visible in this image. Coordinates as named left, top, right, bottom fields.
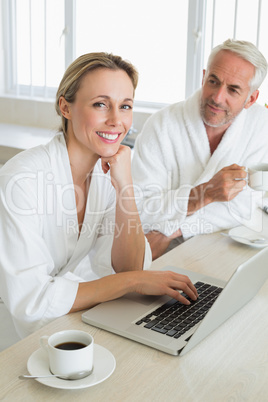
left=200, top=100, right=236, bottom=128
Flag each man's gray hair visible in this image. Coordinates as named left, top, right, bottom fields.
left=206, top=39, right=268, bottom=93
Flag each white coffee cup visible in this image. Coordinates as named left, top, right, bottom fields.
left=40, top=330, right=94, bottom=377
left=248, top=163, right=268, bottom=191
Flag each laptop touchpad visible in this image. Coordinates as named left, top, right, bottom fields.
left=123, top=292, right=160, bottom=306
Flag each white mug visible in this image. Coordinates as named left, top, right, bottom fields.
left=248, top=163, right=268, bottom=191
left=40, top=330, right=94, bottom=377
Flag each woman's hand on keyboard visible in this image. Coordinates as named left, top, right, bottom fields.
left=133, top=270, right=198, bottom=305
left=71, top=270, right=198, bottom=312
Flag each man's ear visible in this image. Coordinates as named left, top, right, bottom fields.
left=202, top=69, right=206, bottom=85
left=244, top=90, right=259, bottom=109
left=59, top=96, right=71, bottom=118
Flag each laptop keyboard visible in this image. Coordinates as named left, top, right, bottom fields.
left=135, top=281, right=223, bottom=338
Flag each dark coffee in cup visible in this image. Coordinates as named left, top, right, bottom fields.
left=40, top=330, right=94, bottom=376
left=55, top=341, right=87, bottom=350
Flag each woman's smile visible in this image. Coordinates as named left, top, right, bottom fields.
left=96, top=131, right=121, bottom=142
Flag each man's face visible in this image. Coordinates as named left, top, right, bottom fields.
left=200, top=50, right=258, bottom=130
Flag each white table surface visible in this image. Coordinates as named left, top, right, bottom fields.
left=1, top=224, right=268, bottom=401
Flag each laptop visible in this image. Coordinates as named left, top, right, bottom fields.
left=82, top=247, right=268, bottom=356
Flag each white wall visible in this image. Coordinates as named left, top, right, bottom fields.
left=0, top=96, right=61, bottom=130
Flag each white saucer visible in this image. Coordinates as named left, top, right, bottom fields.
left=228, top=226, right=268, bottom=248
left=27, top=344, right=116, bottom=390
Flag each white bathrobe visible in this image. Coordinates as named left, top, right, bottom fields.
left=132, top=90, right=268, bottom=238
left=0, top=134, right=151, bottom=338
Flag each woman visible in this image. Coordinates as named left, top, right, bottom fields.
left=0, top=53, right=197, bottom=338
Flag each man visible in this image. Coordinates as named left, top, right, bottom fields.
left=132, top=39, right=268, bottom=260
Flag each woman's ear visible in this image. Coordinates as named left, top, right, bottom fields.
left=59, top=96, right=71, bottom=119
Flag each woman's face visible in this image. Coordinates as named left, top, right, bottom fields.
left=63, top=68, right=134, bottom=158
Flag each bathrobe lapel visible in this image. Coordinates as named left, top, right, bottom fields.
left=183, top=90, right=211, bottom=171
left=183, top=90, right=247, bottom=187
left=195, top=109, right=247, bottom=186
left=51, top=138, right=113, bottom=275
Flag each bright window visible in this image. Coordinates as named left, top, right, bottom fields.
left=6, top=0, right=65, bottom=96
left=204, top=0, right=268, bottom=106
left=75, top=0, right=188, bottom=104
left=3, top=0, right=268, bottom=106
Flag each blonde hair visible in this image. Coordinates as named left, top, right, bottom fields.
left=55, top=52, right=138, bottom=137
